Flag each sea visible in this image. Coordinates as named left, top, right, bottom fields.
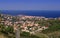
left=0, top=10, right=60, bottom=18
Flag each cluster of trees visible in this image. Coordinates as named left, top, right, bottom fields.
left=0, top=24, right=15, bottom=38
left=0, top=24, right=14, bottom=34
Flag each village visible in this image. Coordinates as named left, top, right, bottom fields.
left=0, top=14, right=60, bottom=34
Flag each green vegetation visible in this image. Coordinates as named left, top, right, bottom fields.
left=40, top=20, right=60, bottom=38
left=42, top=20, right=60, bottom=33
left=0, top=24, right=14, bottom=34
left=0, top=24, right=15, bottom=38
left=20, top=32, right=40, bottom=38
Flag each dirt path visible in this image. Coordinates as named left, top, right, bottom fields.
left=34, top=33, right=49, bottom=38
left=0, top=33, right=8, bottom=38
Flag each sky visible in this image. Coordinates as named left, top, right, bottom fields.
left=0, top=0, right=60, bottom=10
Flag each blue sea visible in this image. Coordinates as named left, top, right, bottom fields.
left=0, top=10, right=60, bottom=18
